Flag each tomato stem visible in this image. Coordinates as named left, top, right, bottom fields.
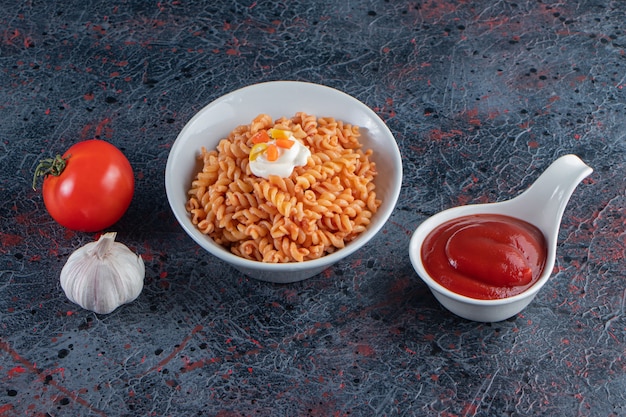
left=32, top=154, right=70, bottom=190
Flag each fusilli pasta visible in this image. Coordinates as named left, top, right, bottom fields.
left=186, top=113, right=381, bottom=263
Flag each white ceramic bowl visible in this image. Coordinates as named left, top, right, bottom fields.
left=409, top=204, right=544, bottom=323
left=409, top=155, right=593, bottom=322
left=165, top=81, right=402, bottom=283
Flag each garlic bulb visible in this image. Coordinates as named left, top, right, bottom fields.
left=60, top=232, right=145, bottom=314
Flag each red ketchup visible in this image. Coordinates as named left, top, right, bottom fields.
left=421, top=214, right=547, bottom=300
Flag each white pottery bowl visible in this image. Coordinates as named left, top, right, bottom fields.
left=165, top=81, right=402, bottom=283
left=409, top=155, right=592, bottom=322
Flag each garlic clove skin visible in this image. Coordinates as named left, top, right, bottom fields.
left=60, top=232, right=145, bottom=314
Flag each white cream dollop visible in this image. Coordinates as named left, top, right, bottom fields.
left=249, top=134, right=311, bottom=179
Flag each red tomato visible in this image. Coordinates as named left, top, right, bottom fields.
left=35, top=139, right=135, bottom=232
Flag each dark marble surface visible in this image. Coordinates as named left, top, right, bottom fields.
left=1, top=1, right=624, bottom=416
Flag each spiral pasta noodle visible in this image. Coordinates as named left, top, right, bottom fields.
left=186, top=112, right=381, bottom=263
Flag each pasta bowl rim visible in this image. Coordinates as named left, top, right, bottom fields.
left=165, top=81, right=403, bottom=283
